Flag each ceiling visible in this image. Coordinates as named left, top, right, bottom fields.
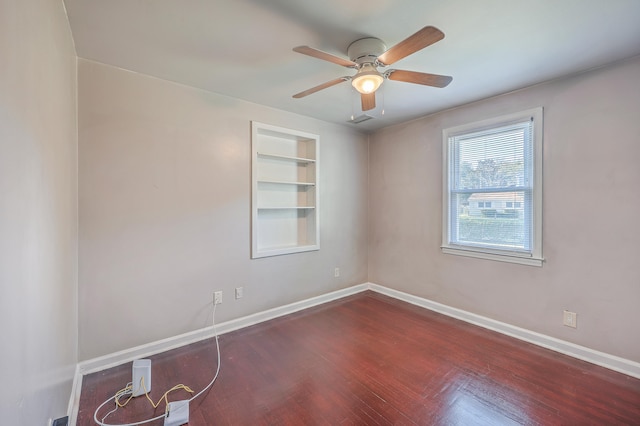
left=63, top=0, right=640, bottom=132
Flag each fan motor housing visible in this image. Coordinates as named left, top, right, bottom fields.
left=347, top=37, right=386, bottom=65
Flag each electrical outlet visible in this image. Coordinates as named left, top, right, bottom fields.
left=334, top=267, right=340, bottom=278
left=563, top=310, right=577, bottom=328
left=235, top=287, right=243, bottom=299
left=214, top=291, right=222, bottom=305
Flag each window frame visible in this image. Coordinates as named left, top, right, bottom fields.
left=441, top=107, right=544, bottom=267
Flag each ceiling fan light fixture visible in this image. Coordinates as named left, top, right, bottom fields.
left=292, top=28, right=452, bottom=104
left=351, top=63, right=384, bottom=94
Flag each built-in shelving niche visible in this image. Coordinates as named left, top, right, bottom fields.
left=251, top=122, right=319, bottom=258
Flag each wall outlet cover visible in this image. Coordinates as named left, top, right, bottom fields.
left=563, top=310, right=577, bottom=328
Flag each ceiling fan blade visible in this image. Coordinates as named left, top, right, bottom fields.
left=292, top=77, right=350, bottom=98
left=386, top=69, right=452, bottom=88
left=377, top=26, right=445, bottom=66
left=361, top=93, right=376, bottom=111
left=293, top=46, right=357, bottom=68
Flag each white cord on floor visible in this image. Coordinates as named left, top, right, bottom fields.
left=93, top=303, right=221, bottom=426
left=189, top=302, right=221, bottom=402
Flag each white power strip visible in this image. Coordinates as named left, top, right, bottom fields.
left=132, top=359, right=152, bottom=397
left=164, top=400, right=189, bottom=426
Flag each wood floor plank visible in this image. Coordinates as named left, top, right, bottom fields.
left=77, top=292, right=640, bottom=425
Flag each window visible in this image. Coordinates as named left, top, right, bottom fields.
left=442, top=108, right=543, bottom=266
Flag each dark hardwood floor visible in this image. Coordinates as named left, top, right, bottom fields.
left=78, top=292, right=640, bottom=425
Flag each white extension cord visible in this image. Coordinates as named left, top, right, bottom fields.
left=93, top=303, right=221, bottom=426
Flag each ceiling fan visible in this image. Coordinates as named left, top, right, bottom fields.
left=292, top=26, right=453, bottom=112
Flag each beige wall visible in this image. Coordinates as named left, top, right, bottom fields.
left=78, top=59, right=369, bottom=360
left=0, top=0, right=78, bottom=424
left=78, top=56, right=640, bottom=365
left=369, top=57, right=640, bottom=362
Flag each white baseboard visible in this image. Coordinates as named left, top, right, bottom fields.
left=77, top=283, right=368, bottom=376
left=367, top=282, right=640, bottom=380
left=70, top=281, right=640, bottom=424
left=70, top=284, right=368, bottom=423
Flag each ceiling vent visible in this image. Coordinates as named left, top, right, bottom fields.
left=348, top=114, right=374, bottom=124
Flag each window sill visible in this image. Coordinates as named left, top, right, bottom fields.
left=441, top=246, right=544, bottom=267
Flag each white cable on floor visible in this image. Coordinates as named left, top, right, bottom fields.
left=188, top=302, right=221, bottom=402
left=93, top=302, right=221, bottom=426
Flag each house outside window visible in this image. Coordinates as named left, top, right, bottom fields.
left=469, top=193, right=522, bottom=217
left=442, top=108, right=543, bottom=266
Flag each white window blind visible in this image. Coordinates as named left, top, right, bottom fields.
left=442, top=108, right=543, bottom=266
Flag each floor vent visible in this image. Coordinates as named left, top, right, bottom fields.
left=348, top=114, right=374, bottom=124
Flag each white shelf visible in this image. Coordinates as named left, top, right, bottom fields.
left=251, top=122, right=319, bottom=259
left=258, top=206, right=316, bottom=210
left=257, top=152, right=316, bottom=164
left=255, top=243, right=319, bottom=257
left=257, top=179, right=315, bottom=186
